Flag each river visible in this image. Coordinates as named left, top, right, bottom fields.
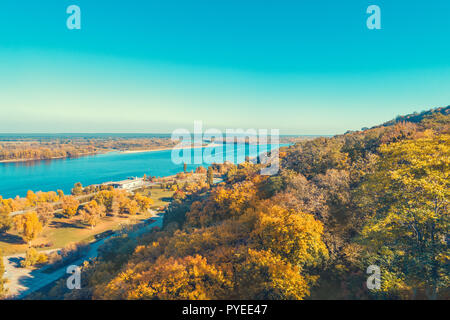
left=0, top=143, right=287, bottom=199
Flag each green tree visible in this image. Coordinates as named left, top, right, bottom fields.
left=259, top=175, right=284, bottom=199
left=283, top=137, right=349, bottom=179
left=57, top=189, right=64, bottom=199
left=359, top=134, right=450, bottom=299
left=71, top=182, right=84, bottom=196
left=207, top=166, right=214, bottom=186
left=0, top=208, right=12, bottom=234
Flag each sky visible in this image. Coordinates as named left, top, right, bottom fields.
left=0, top=0, right=449, bottom=135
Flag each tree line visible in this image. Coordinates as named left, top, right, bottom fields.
left=0, top=136, right=178, bottom=162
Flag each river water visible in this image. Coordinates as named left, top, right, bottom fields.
left=0, top=143, right=287, bottom=199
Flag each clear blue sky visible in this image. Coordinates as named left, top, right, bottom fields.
left=0, top=0, right=449, bottom=134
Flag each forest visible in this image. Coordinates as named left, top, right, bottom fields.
left=10, top=106, right=450, bottom=300
left=0, top=137, right=176, bottom=162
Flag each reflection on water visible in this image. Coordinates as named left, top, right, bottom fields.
left=1, top=154, right=100, bottom=168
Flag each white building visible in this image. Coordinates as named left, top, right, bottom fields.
left=106, top=177, right=145, bottom=190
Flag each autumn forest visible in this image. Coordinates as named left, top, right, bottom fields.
left=13, top=106, right=447, bottom=300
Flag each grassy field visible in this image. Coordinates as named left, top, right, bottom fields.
left=0, top=186, right=175, bottom=256
left=141, top=187, right=174, bottom=209
left=0, top=212, right=153, bottom=256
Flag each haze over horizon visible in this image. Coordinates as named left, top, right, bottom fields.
left=1, top=0, right=450, bottom=134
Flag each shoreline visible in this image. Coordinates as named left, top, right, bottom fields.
left=0, top=152, right=102, bottom=164
left=0, top=144, right=225, bottom=163
left=0, top=141, right=284, bottom=163
left=119, top=143, right=223, bottom=154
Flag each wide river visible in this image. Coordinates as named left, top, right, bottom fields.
left=0, top=143, right=288, bottom=199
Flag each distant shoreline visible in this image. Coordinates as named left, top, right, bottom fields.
left=0, top=144, right=224, bottom=163
left=0, top=152, right=101, bottom=164
left=0, top=141, right=287, bottom=164
left=120, top=143, right=223, bottom=154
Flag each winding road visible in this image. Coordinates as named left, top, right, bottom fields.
left=3, top=211, right=163, bottom=299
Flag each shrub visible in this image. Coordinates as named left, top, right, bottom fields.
left=21, top=248, right=48, bottom=268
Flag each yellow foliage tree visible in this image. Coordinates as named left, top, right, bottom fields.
left=101, top=255, right=231, bottom=300
left=80, top=200, right=106, bottom=229
left=133, top=193, right=154, bottom=212
left=21, top=247, right=48, bottom=268
left=250, top=204, right=329, bottom=268
left=35, top=202, right=54, bottom=226
left=61, top=195, right=80, bottom=218
left=0, top=248, right=7, bottom=297
left=14, top=212, right=43, bottom=245
left=187, top=181, right=257, bottom=227
left=360, top=134, right=449, bottom=298
left=234, top=249, right=313, bottom=300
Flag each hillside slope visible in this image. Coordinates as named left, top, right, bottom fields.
left=35, top=106, right=449, bottom=300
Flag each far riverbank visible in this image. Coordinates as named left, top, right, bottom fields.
left=0, top=152, right=102, bottom=164
left=119, top=143, right=223, bottom=154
